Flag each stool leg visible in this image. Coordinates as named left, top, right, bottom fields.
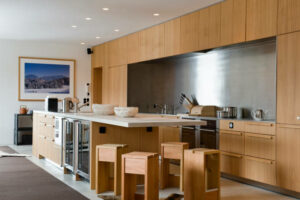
left=122, top=173, right=136, bottom=200
left=145, top=156, right=159, bottom=200
left=96, top=162, right=110, bottom=194
left=114, top=156, right=121, bottom=195
left=160, top=157, right=169, bottom=189
left=180, top=158, right=184, bottom=192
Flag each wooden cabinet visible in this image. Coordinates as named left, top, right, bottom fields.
left=220, top=0, right=246, bottom=46
left=246, top=0, right=278, bottom=41
left=140, top=24, right=165, bottom=61
left=92, top=44, right=107, bottom=68
left=164, top=18, right=181, bottom=57
left=127, top=32, right=141, bottom=64
left=180, top=12, right=199, bottom=53
left=220, top=131, right=245, bottom=154
left=221, top=152, right=244, bottom=177
left=278, top=0, right=300, bottom=35
left=245, top=122, right=275, bottom=135
left=103, top=65, right=127, bottom=106
left=244, top=156, right=276, bottom=185
left=107, top=37, right=127, bottom=67
left=198, top=3, right=221, bottom=50
left=277, top=32, right=300, bottom=125
left=245, top=133, right=275, bottom=160
left=277, top=124, right=300, bottom=192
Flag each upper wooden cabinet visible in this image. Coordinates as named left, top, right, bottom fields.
left=220, top=0, right=246, bottom=46
left=164, top=18, right=181, bottom=57
left=180, top=11, right=199, bottom=53
left=127, top=32, right=141, bottom=64
left=198, top=3, right=221, bottom=50
left=107, top=37, right=127, bottom=67
left=276, top=124, right=300, bottom=192
left=277, top=32, right=300, bottom=125
left=246, top=0, right=278, bottom=41
left=92, top=43, right=107, bottom=68
left=140, top=24, right=165, bottom=61
left=278, top=0, right=300, bottom=35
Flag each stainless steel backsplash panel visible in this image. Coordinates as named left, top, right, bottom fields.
left=128, top=38, right=276, bottom=120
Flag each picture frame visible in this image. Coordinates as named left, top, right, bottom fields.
left=18, top=57, right=76, bottom=101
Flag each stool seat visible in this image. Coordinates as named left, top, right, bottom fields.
left=123, top=152, right=157, bottom=158
left=96, top=144, right=128, bottom=196
left=160, top=142, right=189, bottom=192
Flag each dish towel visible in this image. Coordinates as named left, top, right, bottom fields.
left=0, top=151, right=31, bottom=158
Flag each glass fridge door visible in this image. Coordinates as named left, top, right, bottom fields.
left=77, top=121, right=90, bottom=178
left=65, top=120, right=75, bottom=168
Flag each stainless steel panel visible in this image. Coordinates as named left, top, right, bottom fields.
left=128, top=38, right=276, bottom=120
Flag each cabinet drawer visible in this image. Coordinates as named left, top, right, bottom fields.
left=220, top=120, right=245, bottom=132
left=244, top=156, right=276, bottom=185
left=245, top=122, right=275, bottom=135
left=245, top=133, right=275, bottom=160
left=221, top=152, right=244, bottom=177
left=220, top=131, right=244, bottom=154
left=39, top=114, right=55, bottom=125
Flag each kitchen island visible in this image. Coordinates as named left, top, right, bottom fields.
left=32, top=110, right=206, bottom=189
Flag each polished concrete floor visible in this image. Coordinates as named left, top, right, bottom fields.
left=8, top=145, right=297, bottom=200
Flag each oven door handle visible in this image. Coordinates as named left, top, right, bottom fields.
left=197, top=128, right=217, bottom=133
left=182, top=127, right=196, bottom=130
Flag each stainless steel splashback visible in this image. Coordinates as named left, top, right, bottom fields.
left=128, top=38, right=276, bottom=120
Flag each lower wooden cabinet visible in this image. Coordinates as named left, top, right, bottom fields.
left=244, top=156, right=276, bottom=185
left=220, top=131, right=244, bottom=154
left=245, top=133, right=275, bottom=160
left=277, top=124, right=300, bottom=192
left=221, top=152, right=244, bottom=177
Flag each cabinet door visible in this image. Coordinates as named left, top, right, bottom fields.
left=277, top=32, right=300, bottom=124
left=220, top=0, right=246, bottom=46
left=278, top=0, right=300, bottom=35
left=164, top=18, right=181, bottom=57
left=92, top=43, right=107, bottom=68
left=198, top=4, right=221, bottom=50
left=127, top=32, right=141, bottom=64
left=107, top=37, right=127, bottom=67
left=140, top=24, right=165, bottom=61
left=107, top=65, right=127, bottom=107
left=277, top=124, right=300, bottom=192
left=180, top=12, right=199, bottom=53
left=246, top=0, right=278, bottom=41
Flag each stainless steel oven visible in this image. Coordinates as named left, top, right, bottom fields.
left=180, top=117, right=219, bottom=149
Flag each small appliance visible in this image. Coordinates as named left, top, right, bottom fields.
left=62, top=97, right=74, bottom=113
left=45, top=96, right=58, bottom=112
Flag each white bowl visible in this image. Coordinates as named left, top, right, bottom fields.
left=114, top=107, right=138, bottom=118
left=92, top=104, right=115, bottom=115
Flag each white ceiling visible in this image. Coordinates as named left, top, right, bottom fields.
left=0, top=0, right=223, bottom=46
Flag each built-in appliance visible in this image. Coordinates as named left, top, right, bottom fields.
left=45, top=96, right=58, bottom=112
left=180, top=116, right=219, bottom=150
left=54, top=117, right=64, bottom=166
left=14, top=114, right=33, bottom=145
left=63, top=118, right=90, bottom=180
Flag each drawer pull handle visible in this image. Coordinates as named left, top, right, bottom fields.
left=221, top=131, right=243, bottom=136
left=246, top=157, right=273, bottom=164
left=221, top=152, right=243, bottom=158
left=246, top=134, right=273, bottom=140
left=297, top=116, right=300, bottom=120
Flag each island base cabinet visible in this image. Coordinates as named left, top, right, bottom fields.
left=277, top=124, right=300, bottom=192
left=220, top=152, right=244, bottom=177
left=244, top=156, right=276, bottom=186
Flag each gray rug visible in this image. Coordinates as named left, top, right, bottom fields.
left=0, top=146, right=89, bottom=200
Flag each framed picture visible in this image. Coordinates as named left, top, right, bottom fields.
left=18, top=57, right=76, bottom=101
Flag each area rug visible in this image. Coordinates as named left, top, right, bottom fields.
left=0, top=146, right=89, bottom=200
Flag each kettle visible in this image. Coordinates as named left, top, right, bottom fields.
left=251, top=109, right=263, bottom=121
left=19, top=105, right=28, bottom=115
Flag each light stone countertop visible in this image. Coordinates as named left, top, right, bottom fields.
left=34, top=110, right=207, bottom=128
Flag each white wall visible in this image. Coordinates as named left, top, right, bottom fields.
left=0, top=39, right=91, bottom=145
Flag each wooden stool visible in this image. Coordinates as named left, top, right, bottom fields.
left=122, top=152, right=159, bottom=200
left=184, top=148, right=220, bottom=200
left=96, top=144, right=128, bottom=196
left=160, top=142, right=189, bottom=191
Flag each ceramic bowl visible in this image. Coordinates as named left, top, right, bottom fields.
left=92, top=104, right=115, bottom=115
left=114, top=107, right=138, bottom=118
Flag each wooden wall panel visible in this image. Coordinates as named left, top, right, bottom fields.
left=127, top=32, right=141, bottom=64
left=107, top=37, right=127, bottom=66
left=164, top=18, right=181, bottom=57
left=278, top=0, right=300, bottom=35
left=180, top=12, right=199, bottom=53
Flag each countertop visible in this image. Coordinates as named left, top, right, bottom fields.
left=34, top=110, right=207, bottom=128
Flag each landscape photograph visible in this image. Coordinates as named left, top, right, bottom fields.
left=24, top=62, right=70, bottom=94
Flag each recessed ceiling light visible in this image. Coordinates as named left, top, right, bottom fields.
left=85, top=17, right=92, bottom=21
left=102, top=7, right=109, bottom=11
left=114, top=29, right=120, bottom=32
left=96, top=36, right=101, bottom=39
left=153, top=13, right=160, bottom=16
left=71, top=25, right=77, bottom=28
left=80, top=42, right=85, bottom=45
